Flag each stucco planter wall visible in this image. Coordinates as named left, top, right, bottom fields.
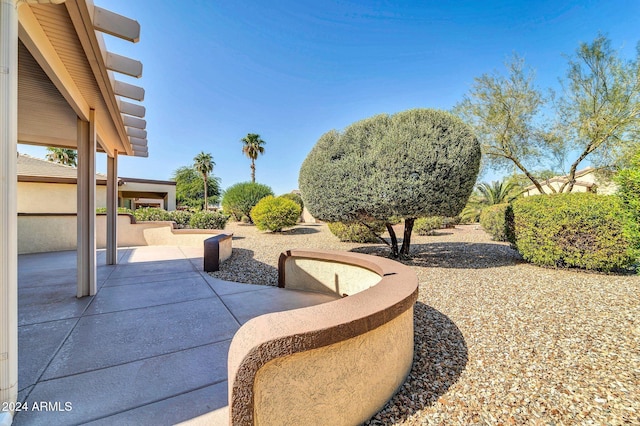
left=228, top=249, right=419, bottom=425
left=17, top=213, right=232, bottom=269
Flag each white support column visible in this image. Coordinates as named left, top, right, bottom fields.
left=106, top=150, right=118, bottom=265
left=0, top=0, right=18, bottom=422
left=77, top=109, right=97, bottom=297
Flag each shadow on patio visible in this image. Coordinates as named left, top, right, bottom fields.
left=15, top=246, right=337, bottom=425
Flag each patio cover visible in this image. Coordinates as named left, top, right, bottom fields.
left=1, top=0, right=147, bottom=422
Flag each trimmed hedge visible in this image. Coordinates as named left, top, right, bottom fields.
left=168, top=210, right=192, bottom=228
left=133, top=208, right=171, bottom=222
left=96, top=207, right=134, bottom=215
left=479, top=204, right=514, bottom=242
left=414, top=216, right=444, bottom=236
left=250, top=196, right=301, bottom=232
left=512, top=193, right=639, bottom=272
left=189, top=211, right=229, bottom=230
left=328, top=221, right=385, bottom=243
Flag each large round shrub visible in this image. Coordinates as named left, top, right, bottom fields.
left=250, top=196, right=301, bottom=232
left=221, top=182, right=273, bottom=222
left=327, top=221, right=386, bottom=243
left=299, top=108, right=480, bottom=256
left=189, top=211, right=229, bottom=230
left=479, top=203, right=514, bottom=242
left=133, top=207, right=171, bottom=222
left=512, top=193, right=639, bottom=271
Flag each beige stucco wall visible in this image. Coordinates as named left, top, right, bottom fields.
left=17, top=181, right=107, bottom=213
left=283, top=257, right=381, bottom=296
left=523, top=171, right=619, bottom=197
left=18, top=214, right=230, bottom=254
left=253, top=308, right=414, bottom=426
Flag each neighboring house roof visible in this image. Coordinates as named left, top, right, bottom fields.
left=119, top=177, right=176, bottom=186
left=523, top=167, right=597, bottom=191
left=17, top=153, right=108, bottom=184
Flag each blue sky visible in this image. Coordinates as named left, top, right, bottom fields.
left=19, top=0, right=640, bottom=195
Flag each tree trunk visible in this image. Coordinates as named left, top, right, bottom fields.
left=386, top=223, right=399, bottom=258
left=509, top=156, right=547, bottom=195
left=203, top=175, right=208, bottom=211
left=251, top=161, right=256, bottom=183
left=559, top=146, right=593, bottom=193
left=400, top=217, right=415, bottom=257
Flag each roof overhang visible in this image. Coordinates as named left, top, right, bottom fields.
left=17, top=0, right=148, bottom=157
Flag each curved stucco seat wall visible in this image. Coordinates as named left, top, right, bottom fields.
left=227, top=249, right=419, bottom=425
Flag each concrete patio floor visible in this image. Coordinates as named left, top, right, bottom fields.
left=14, top=246, right=338, bottom=425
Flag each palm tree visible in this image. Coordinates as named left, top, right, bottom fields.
left=461, top=179, right=523, bottom=223
left=240, top=133, right=266, bottom=183
left=193, top=152, right=215, bottom=210
left=476, top=180, right=522, bottom=205
left=46, top=147, right=77, bottom=167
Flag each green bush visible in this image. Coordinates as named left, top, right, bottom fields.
left=414, top=216, right=444, bottom=236
left=327, top=221, right=385, bottom=243
left=221, top=182, right=274, bottom=222
left=250, top=196, right=301, bottom=232
left=133, top=208, right=171, bottom=222
left=512, top=193, right=639, bottom=271
left=168, top=210, right=192, bottom=228
left=479, top=204, right=514, bottom=242
left=96, top=207, right=134, bottom=215
left=279, top=192, right=304, bottom=213
left=189, top=211, right=229, bottom=230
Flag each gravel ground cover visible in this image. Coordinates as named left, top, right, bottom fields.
left=211, top=222, right=640, bottom=425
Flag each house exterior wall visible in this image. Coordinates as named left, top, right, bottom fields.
left=118, top=180, right=176, bottom=211
left=17, top=181, right=107, bottom=213
left=523, top=171, right=618, bottom=197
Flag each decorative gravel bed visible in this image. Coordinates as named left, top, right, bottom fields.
left=210, top=222, right=640, bottom=425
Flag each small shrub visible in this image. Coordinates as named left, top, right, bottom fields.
left=133, top=207, right=171, bottom=222
left=279, top=192, right=304, bottom=212
left=240, top=215, right=251, bottom=224
left=442, top=216, right=461, bottom=228
left=414, top=216, right=444, bottom=236
left=221, top=182, right=274, bottom=222
left=189, top=211, right=229, bottom=230
left=328, top=221, right=385, bottom=243
left=512, top=193, right=639, bottom=272
left=479, top=204, right=513, bottom=242
left=250, top=196, right=301, bottom=232
left=168, top=210, right=192, bottom=228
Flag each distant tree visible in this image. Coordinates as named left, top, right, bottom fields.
left=172, top=166, right=221, bottom=209
left=240, top=133, right=266, bottom=183
left=460, top=178, right=523, bottom=223
left=299, top=109, right=481, bottom=258
left=193, top=152, right=215, bottom=210
left=454, top=55, right=557, bottom=195
left=476, top=180, right=522, bottom=205
left=221, top=182, right=273, bottom=222
left=556, top=34, right=640, bottom=192
left=46, top=147, right=77, bottom=167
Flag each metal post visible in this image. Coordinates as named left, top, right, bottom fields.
left=77, top=109, right=97, bottom=297
left=106, top=150, right=118, bottom=265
